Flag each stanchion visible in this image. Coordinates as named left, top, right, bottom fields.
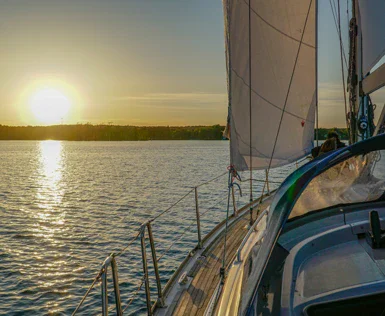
left=194, top=187, right=203, bottom=249
left=140, top=226, right=152, bottom=315
left=101, top=266, right=108, bottom=316
left=111, top=257, right=123, bottom=316
left=147, top=222, right=165, bottom=307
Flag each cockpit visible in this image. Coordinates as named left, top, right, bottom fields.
left=218, top=134, right=385, bottom=315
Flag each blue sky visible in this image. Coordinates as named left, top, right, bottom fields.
left=0, top=0, right=383, bottom=127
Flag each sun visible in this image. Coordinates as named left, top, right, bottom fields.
left=29, top=88, right=71, bottom=125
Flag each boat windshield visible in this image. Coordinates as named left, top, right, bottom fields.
left=240, top=134, right=385, bottom=314
left=290, top=149, right=385, bottom=218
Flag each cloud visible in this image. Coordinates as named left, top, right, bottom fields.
left=112, top=92, right=227, bottom=103
left=319, top=81, right=385, bottom=104
left=318, top=82, right=346, bottom=105
left=318, top=82, right=385, bottom=127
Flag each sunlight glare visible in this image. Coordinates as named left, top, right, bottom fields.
left=30, top=88, right=71, bottom=124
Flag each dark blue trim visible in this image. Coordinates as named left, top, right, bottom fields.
left=246, top=133, right=385, bottom=314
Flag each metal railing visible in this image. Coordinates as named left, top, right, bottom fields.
left=71, top=168, right=287, bottom=316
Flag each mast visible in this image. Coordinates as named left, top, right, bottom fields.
left=348, top=0, right=358, bottom=143
left=355, top=0, right=367, bottom=141
left=248, top=0, right=253, bottom=226
left=315, top=0, right=319, bottom=148
left=351, top=0, right=374, bottom=142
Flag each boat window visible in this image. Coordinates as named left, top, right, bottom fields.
left=290, top=150, right=385, bottom=219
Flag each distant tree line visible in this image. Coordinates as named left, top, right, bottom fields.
left=0, top=124, right=348, bottom=141
left=0, top=124, right=225, bottom=141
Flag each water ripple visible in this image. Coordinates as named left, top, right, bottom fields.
left=0, top=140, right=297, bottom=315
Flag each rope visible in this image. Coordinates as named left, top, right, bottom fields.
left=72, top=270, right=102, bottom=315
left=121, top=276, right=146, bottom=313
left=157, top=219, right=197, bottom=262
left=151, top=189, right=194, bottom=221
left=196, top=171, right=227, bottom=188
left=115, top=229, right=141, bottom=257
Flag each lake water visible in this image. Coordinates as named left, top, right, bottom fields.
left=0, top=141, right=298, bottom=315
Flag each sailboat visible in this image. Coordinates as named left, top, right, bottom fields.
left=213, top=0, right=385, bottom=315
left=72, top=1, right=385, bottom=315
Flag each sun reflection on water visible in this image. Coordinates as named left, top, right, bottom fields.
left=34, top=141, right=66, bottom=237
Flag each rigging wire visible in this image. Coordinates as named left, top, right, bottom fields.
left=347, top=0, right=349, bottom=31
left=157, top=219, right=197, bottom=262
left=331, top=0, right=349, bottom=69
left=157, top=192, right=229, bottom=262
left=329, top=0, right=349, bottom=70
left=71, top=270, right=102, bottom=315
left=200, top=193, right=230, bottom=218
left=248, top=0, right=253, bottom=226
left=151, top=188, right=194, bottom=222
left=337, top=0, right=351, bottom=140
left=263, top=0, right=314, bottom=200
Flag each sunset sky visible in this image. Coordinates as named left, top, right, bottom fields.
left=0, top=0, right=384, bottom=127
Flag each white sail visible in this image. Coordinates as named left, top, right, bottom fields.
left=224, top=0, right=316, bottom=171
left=357, top=0, right=385, bottom=75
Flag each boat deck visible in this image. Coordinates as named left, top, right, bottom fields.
left=169, top=196, right=273, bottom=316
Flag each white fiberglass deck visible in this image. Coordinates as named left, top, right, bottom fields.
left=279, top=204, right=385, bottom=315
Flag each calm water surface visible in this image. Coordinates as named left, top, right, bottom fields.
left=0, top=141, right=297, bottom=315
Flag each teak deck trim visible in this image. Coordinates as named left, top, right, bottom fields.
left=154, top=192, right=275, bottom=316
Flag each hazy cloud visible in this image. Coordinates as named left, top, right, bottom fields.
left=318, top=82, right=385, bottom=127
left=112, top=92, right=227, bottom=103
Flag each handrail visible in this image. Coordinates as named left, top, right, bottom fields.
left=71, top=168, right=281, bottom=315
left=236, top=208, right=269, bottom=262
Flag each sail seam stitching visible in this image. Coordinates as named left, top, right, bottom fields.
left=234, top=128, right=271, bottom=158
left=244, top=0, right=315, bottom=49
left=231, top=68, right=315, bottom=123
left=266, top=0, right=313, bottom=172
left=234, top=127, right=312, bottom=161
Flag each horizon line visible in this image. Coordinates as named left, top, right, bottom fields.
left=0, top=123, right=348, bottom=129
